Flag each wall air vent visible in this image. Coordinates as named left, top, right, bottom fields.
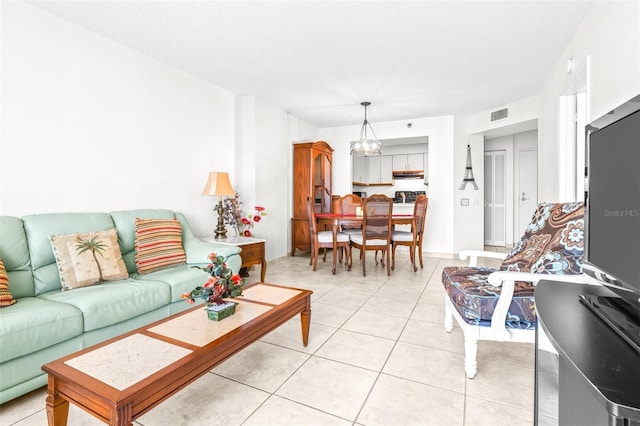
left=491, top=108, right=509, bottom=121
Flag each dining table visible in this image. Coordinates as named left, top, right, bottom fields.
left=315, top=212, right=418, bottom=274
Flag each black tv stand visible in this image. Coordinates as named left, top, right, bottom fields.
left=535, top=280, right=640, bottom=425
left=579, top=293, right=640, bottom=354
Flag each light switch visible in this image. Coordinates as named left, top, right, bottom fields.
left=460, top=198, right=469, bottom=206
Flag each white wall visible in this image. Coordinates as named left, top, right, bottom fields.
left=0, top=2, right=321, bottom=264
left=537, top=0, right=640, bottom=201
left=453, top=118, right=484, bottom=253
left=461, top=0, right=640, bottom=226
left=0, top=2, right=237, bottom=239
left=247, top=96, right=291, bottom=261
left=319, top=115, right=456, bottom=255
left=467, top=96, right=539, bottom=136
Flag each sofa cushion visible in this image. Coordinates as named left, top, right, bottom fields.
left=0, top=297, right=83, bottom=363
left=133, top=264, right=211, bottom=303
left=21, top=213, right=116, bottom=295
left=441, top=266, right=537, bottom=330
left=135, top=218, right=186, bottom=274
left=500, top=202, right=584, bottom=274
left=0, top=216, right=35, bottom=298
left=0, top=258, right=16, bottom=307
left=50, top=229, right=129, bottom=290
left=38, top=278, right=171, bottom=332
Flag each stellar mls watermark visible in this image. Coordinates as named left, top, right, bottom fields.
left=603, top=209, right=640, bottom=217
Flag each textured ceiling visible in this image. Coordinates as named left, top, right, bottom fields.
left=28, top=0, right=594, bottom=128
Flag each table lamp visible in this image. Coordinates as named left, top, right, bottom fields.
left=202, top=171, right=235, bottom=240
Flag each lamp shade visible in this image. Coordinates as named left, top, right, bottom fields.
left=202, top=172, right=235, bottom=196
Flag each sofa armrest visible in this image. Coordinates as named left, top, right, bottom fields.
left=174, top=213, right=242, bottom=274
left=487, top=271, right=593, bottom=341
left=458, top=250, right=507, bottom=267
left=184, top=240, right=242, bottom=271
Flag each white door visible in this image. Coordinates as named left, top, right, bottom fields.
left=484, top=151, right=506, bottom=246
left=516, top=149, right=538, bottom=235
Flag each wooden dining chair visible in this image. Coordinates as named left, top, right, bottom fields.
left=391, top=195, right=428, bottom=271
left=307, top=196, right=351, bottom=273
left=337, top=194, right=363, bottom=236
left=349, top=194, right=393, bottom=276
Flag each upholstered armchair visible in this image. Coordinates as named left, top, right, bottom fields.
left=441, top=202, right=588, bottom=378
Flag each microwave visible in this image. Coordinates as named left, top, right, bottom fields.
left=352, top=191, right=367, bottom=197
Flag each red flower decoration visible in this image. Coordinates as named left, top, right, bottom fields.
left=183, top=253, right=244, bottom=307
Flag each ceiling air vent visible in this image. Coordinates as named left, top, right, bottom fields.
left=491, top=108, right=508, bottom=121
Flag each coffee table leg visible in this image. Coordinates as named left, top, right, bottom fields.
left=111, top=403, right=134, bottom=426
left=300, top=306, right=311, bottom=347
left=260, top=260, right=267, bottom=282
left=46, top=377, right=69, bottom=426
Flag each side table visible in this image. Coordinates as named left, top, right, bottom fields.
left=203, top=236, right=266, bottom=282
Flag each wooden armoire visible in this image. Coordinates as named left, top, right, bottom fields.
left=291, top=141, right=333, bottom=255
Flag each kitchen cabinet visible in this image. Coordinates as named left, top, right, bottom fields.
left=393, top=153, right=424, bottom=171
left=367, top=155, right=393, bottom=185
left=351, top=155, right=393, bottom=186
left=352, top=155, right=368, bottom=185
left=292, top=141, right=333, bottom=255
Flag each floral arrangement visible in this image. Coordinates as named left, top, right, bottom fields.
left=222, top=192, right=267, bottom=237
left=182, top=253, right=244, bottom=306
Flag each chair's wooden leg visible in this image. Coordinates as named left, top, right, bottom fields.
left=362, top=251, right=367, bottom=276
left=418, top=240, right=424, bottom=269
left=391, top=244, right=396, bottom=270
left=410, top=245, right=417, bottom=272
left=385, top=248, right=391, bottom=276
left=312, top=248, right=319, bottom=271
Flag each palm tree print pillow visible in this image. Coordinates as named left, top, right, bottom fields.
left=50, top=229, right=129, bottom=290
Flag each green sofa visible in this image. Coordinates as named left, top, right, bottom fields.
left=0, top=209, right=241, bottom=404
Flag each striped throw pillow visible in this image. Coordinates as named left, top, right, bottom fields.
left=135, top=218, right=186, bottom=274
left=0, top=257, right=17, bottom=307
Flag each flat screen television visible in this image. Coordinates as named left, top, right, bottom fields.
left=581, top=94, right=640, bottom=353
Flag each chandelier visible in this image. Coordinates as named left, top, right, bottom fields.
left=350, top=101, right=382, bottom=156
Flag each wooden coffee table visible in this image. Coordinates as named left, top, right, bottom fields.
left=42, top=283, right=312, bottom=426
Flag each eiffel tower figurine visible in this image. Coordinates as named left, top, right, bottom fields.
left=459, top=144, right=479, bottom=190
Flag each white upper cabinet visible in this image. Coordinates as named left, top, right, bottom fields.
left=367, top=155, right=393, bottom=184
left=393, top=153, right=424, bottom=170
left=352, top=156, right=368, bottom=183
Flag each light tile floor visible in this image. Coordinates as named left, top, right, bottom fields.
left=0, top=248, right=535, bottom=426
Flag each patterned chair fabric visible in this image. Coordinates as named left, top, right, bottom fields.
left=442, top=202, right=584, bottom=329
